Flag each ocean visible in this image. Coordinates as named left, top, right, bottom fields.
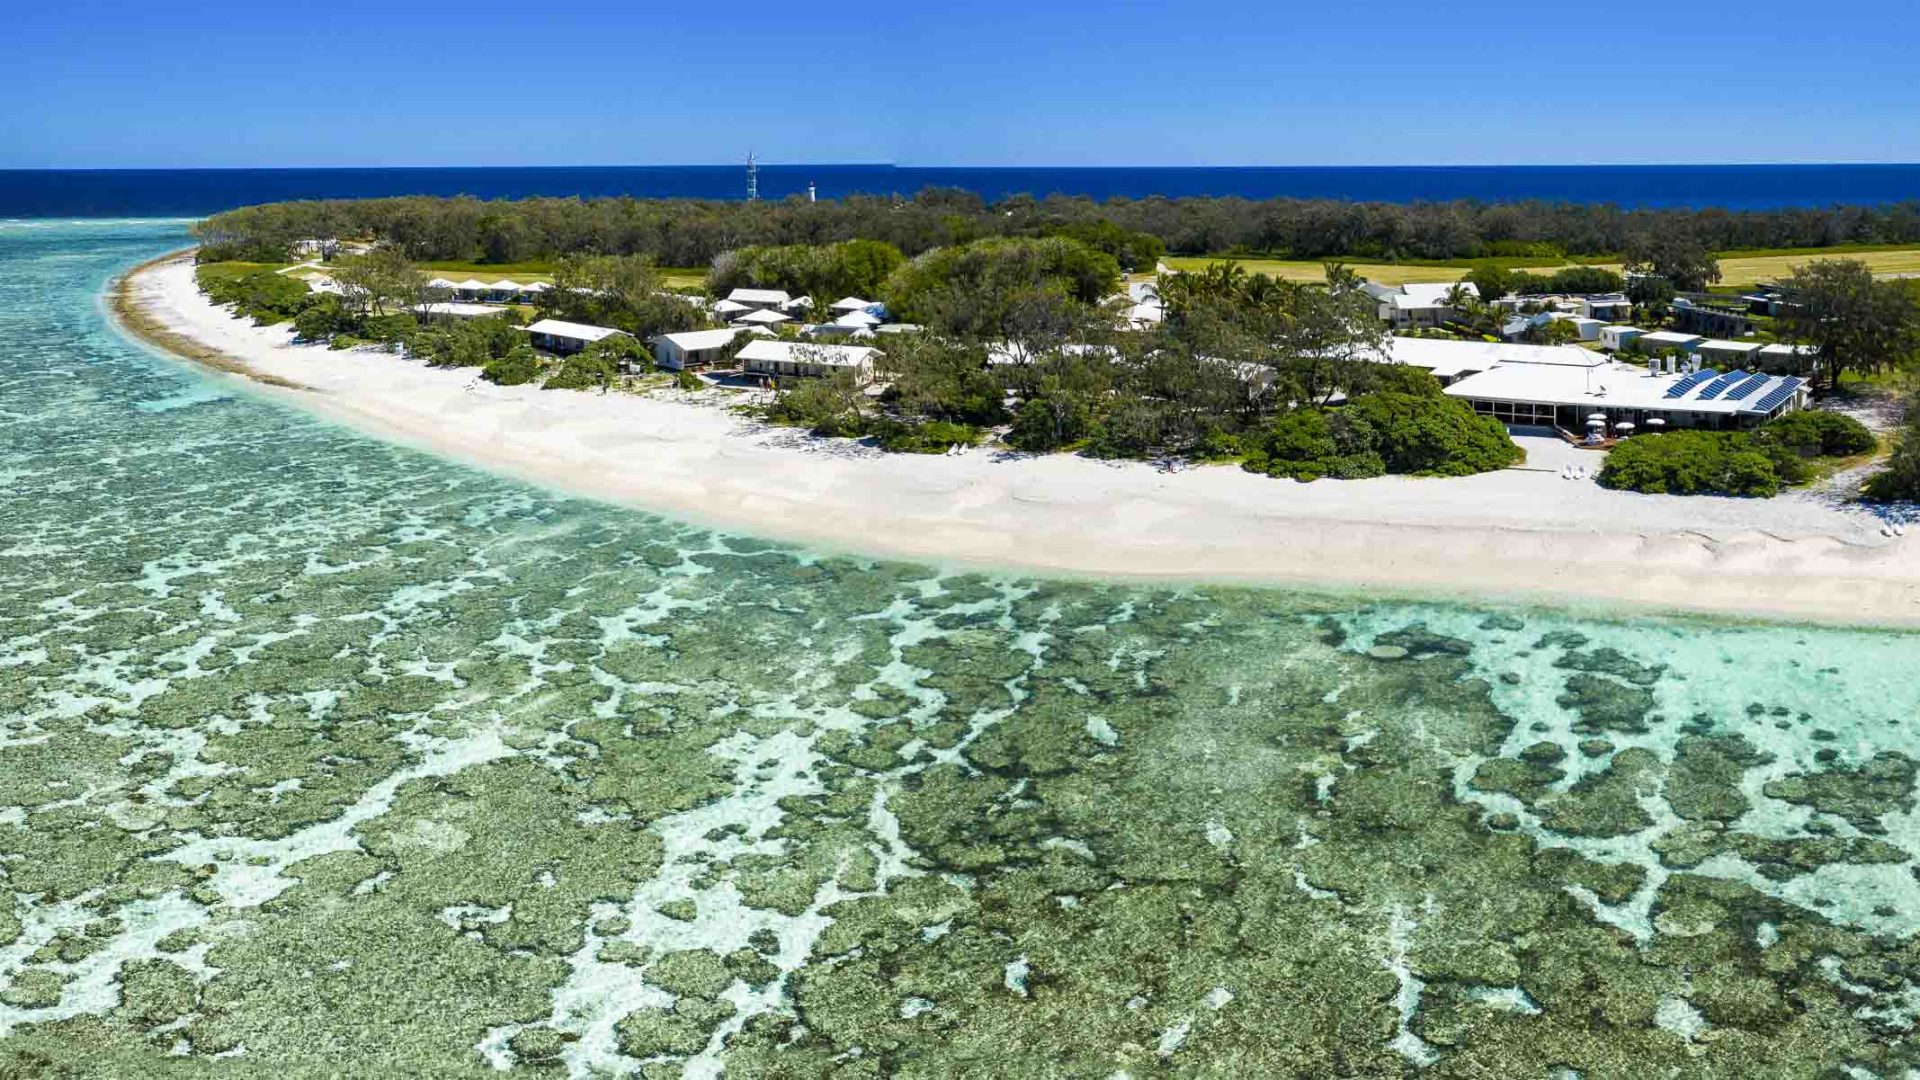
left=1, top=162, right=1918, bottom=217
left=3, top=219, right=1920, bottom=1075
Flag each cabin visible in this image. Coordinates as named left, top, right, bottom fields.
left=1758, top=343, right=1819, bottom=376
left=1696, top=339, right=1765, bottom=367
left=737, top=339, right=878, bottom=381
left=725, top=288, right=792, bottom=312
left=412, top=302, right=511, bottom=323
left=1635, top=331, right=1706, bottom=356
left=830, top=296, right=875, bottom=315
left=522, top=319, right=628, bottom=355
left=1600, top=325, right=1644, bottom=351
left=651, top=327, right=763, bottom=371
left=735, top=308, right=794, bottom=328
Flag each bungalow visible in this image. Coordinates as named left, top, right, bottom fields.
left=737, top=339, right=878, bottom=381
left=830, top=296, right=875, bottom=315
left=1381, top=281, right=1477, bottom=329
left=652, top=326, right=763, bottom=371
left=453, top=279, right=491, bottom=301
left=1600, top=325, right=1645, bottom=351
left=1758, top=343, right=1819, bottom=375
left=1696, top=339, right=1765, bottom=367
left=1578, top=295, right=1633, bottom=322
left=1670, top=297, right=1757, bottom=338
left=725, top=288, right=792, bottom=311
left=522, top=319, right=627, bottom=355
left=803, top=322, right=875, bottom=340
left=781, top=296, right=816, bottom=317
left=412, top=302, right=511, bottom=322
left=1556, top=315, right=1604, bottom=342
left=711, top=299, right=753, bottom=320
left=487, top=280, right=526, bottom=302
left=1636, top=330, right=1706, bottom=356
left=736, top=308, right=794, bottom=327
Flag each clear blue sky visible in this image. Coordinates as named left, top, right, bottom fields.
left=3, top=0, right=1915, bottom=168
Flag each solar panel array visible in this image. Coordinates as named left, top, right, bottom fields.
left=1696, top=371, right=1748, bottom=400
left=1750, top=377, right=1804, bottom=415
left=1723, top=372, right=1771, bottom=401
left=1663, top=369, right=1718, bottom=398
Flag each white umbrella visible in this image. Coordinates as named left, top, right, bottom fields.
left=1587, top=413, right=1607, bottom=422
left=1615, top=421, right=1635, bottom=432
left=1586, top=418, right=1606, bottom=428
left=1646, top=417, right=1666, bottom=428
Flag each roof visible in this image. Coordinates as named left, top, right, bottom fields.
left=412, top=302, right=510, bottom=318
left=491, top=280, right=524, bottom=290
left=521, top=319, right=626, bottom=343
left=711, top=299, right=752, bottom=313
left=455, top=279, right=489, bottom=290
left=1601, top=324, right=1643, bottom=334
left=1398, top=282, right=1477, bottom=307
left=737, top=308, right=793, bottom=324
left=1696, top=339, right=1763, bottom=354
left=1444, top=361, right=1803, bottom=417
left=427, top=277, right=459, bottom=289
left=1640, top=331, right=1705, bottom=346
left=727, top=287, right=792, bottom=305
left=830, top=296, right=874, bottom=312
left=653, top=327, right=747, bottom=351
left=1758, top=343, right=1817, bottom=356
left=736, top=339, right=877, bottom=368
left=1383, top=337, right=1604, bottom=380
left=832, top=310, right=881, bottom=327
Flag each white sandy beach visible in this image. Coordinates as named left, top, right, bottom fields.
left=119, top=254, right=1920, bottom=626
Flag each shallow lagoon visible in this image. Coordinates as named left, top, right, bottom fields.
left=4, top=222, right=1919, bottom=1078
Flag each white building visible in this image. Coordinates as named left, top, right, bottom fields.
left=737, top=339, right=878, bottom=381
left=1600, top=325, right=1644, bottom=351
left=522, top=319, right=627, bottom=355
left=1375, top=282, right=1478, bottom=328
left=1696, top=339, right=1764, bottom=367
left=735, top=308, right=794, bottom=327
left=725, top=288, right=792, bottom=311
left=411, top=302, right=512, bottom=322
left=1636, top=330, right=1707, bottom=355
left=1383, top=337, right=1601, bottom=386
left=1444, top=362, right=1807, bottom=432
left=651, top=326, right=765, bottom=371
left=829, top=296, right=875, bottom=315
left=711, top=298, right=753, bottom=320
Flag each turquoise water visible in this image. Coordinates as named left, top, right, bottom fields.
left=4, top=221, right=1920, bottom=1078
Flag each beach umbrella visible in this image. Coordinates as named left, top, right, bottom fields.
left=1646, top=417, right=1666, bottom=428
left=1615, top=421, right=1635, bottom=432
left=1587, top=413, right=1607, bottom=422
left=1586, top=418, right=1605, bottom=428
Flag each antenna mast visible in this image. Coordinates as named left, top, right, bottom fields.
left=746, top=152, right=759, bottom=202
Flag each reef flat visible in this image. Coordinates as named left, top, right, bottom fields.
left=4, top=222, right=1920, bottom=1078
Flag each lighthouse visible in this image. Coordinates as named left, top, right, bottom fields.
left=808, top=182, right=817, bottom=203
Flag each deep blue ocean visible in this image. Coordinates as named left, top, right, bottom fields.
left=2, top=163, right=1917, bottom=217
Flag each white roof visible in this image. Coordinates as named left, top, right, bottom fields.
left=491, top=280, right=524, bottom=290
left=522, top=319, right=626, bottom=343
left=521, top=281, right=551, bottom=293
left=1384, top=337, right=1603, bottom=380
left=737, top=308, right=793, bottom=325
left=1696, top=339, right=1763, bottom=354
left=412, top=302, right=509, bottom=318
left=711, top=299, right=752, bottom=313
left=830, top=296, right=873, bottom=312
left=456, top=279, right=489, bottom=290
left=1445, top=362, right=1802, bottom=417
left=1601, top=324, right=1643, bottom=334
left=727, top=287, right=792, bottom=305
left=427, top=277, right=459, bottom=289
left=1759, top=343, right=1817, bottom=356
left=1640, top=331, right=1705, bottom=346
left=736, top=339, right=877, bottom=368
left=872, top=323, right=923, bottom=334
left=832, top=310, right=881, bottom=327
left=1398, top=282, right=1478, bottom=307
left=654, top=327, right=747, bottom=351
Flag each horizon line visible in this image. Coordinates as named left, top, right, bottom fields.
left=7, top=160, right=1920, bottom=173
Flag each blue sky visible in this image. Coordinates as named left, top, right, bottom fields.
left=2, top=0, right=1915, bottom=168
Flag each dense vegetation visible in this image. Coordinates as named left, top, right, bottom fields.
left=707, top=240, right=905, bottom=302
left=1241, top=375, right=1524, bottom=481
left=1866, top=388, right=1920, bottom=501
left=196, top=266, right=312, bottom=325
left=1598, top=412, right=1876, bottom=497
left=192, top=191, right=1920, bottom=268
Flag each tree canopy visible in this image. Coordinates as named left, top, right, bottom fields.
left=1775, top=259, right=1920, bottom=389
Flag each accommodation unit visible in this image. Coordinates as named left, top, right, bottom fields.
left=1636, top=331, right=1706, bottom=356
left=1670, top=297, right=1758, bottom=338
left=1579, top=295, right=1633, bottom=321
left=725, top=288, right=792, bottom=312
left=1444, top=362, right=1808, bottom=432
left=737, top=339, right=878, bottom=381
left=711, top=299, right=753, bottom=321
left=411, top=302, right=511, bottom=322
left=651, top=327, right=764, bottom=371
left=522, top=319, right=627, bottom=355
left=1758, top=343, right=1819, bottom=376
left=735, top=308, right=794, bottom=328
left=1384, top=282, right=1478, bottom=328
left=1696, top=339, right=1764, bottom=367
left=830, top=296, right=875, bottom=315
left=1600, top=325, right=1644, bottom=351
left=1552, top=314, right=1603, bottom=341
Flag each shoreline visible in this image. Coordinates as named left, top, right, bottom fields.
left=110, top=253, right=1920, bottom=628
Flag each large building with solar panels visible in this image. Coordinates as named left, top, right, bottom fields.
left=1379, top=338, right=1809, bottom=432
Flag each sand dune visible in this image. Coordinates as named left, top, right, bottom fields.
left=116, top=254, right=1920, bottom=627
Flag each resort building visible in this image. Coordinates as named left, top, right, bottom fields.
left=737, top=339, right=878, bottom=381
left=1600, top=325, right=1644, bottom=351
left=725, top=288, right=792, bottom=312
left=1443, top=362, right=1808, bottom=433
left=830, top=296, right=875, bottom=315
left=1758, top=343, right=1819, bottom=375
left=1670, top=297, right=1758, bottom=338
left=711, top=299, right=753, bottom=321
left=735, top=308, right=794, bottom=327
left=1577, top=295, right=1633, bottom=322
left=411, top=302, right=511, bottom=322
left=1373, top=282, right=1478, bottom=328
left=651, top=327, right=765, bottom=371
left=1636, top=330, right=1706, bottom=355
left=1383, top=337, right=1601, bottom=386
left=522, top=319, right=628, bottom=355
left=1696, top=339, right=1765, bottom=367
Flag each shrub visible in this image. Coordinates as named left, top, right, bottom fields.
left=543, top=350, right=623, bottom=392
left=869, top=418, right=980, bottom=454
left=1760, top=410, right=1876, bottom=459
left=676, top=369, right=703, bottom=392
left=1005, top=395, right=1092, bottom=452
left=198, top=267, right=312, bottom=325
left=481, top=346, right=542, bottom=386
left=764, top=377, right=867, bottom=437
left=292, top=295, right=350, bottom=342
left=1598, top=431, right=1781, bottom=497
left=1864, top=391, right=1920, bottom=501
left=1242, top=392, right=1517, bottom=482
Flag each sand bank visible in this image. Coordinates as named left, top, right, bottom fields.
left=113, top=254, right=1920, bottom=627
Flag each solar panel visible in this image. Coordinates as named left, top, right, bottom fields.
left=1663, top=369, right=1719, bottom=398
left=1723, top=372, right=1770, bottom=401
left=1750, top=377, right=1804, bottom=414
left=1696, top=372, right=1747, bottom=400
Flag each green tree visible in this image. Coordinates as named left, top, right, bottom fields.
left=1465, top=262, right=1513, bottom=302
left=1776, top=259, right=1920, bottom=390
left=1623, top=233, right=1720, bottom=292
left=333, top=246, right=430, bottom=316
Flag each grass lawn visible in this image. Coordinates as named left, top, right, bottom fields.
left=418, top=260, right=709, bottom=291
left=1167, top=247, right=1920, bottom=289
left=195, top=260, right=297, bottom=284
left=1161, top=257, right=1474, bottom=286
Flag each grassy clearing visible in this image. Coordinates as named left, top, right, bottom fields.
left=1167, top=246, right=1920, bottom=289
left=194, top=260, right=296, bottom=284
left=417, top=260, right=708, bottom=291
left=1161, top=257, right=1472, bottom=286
